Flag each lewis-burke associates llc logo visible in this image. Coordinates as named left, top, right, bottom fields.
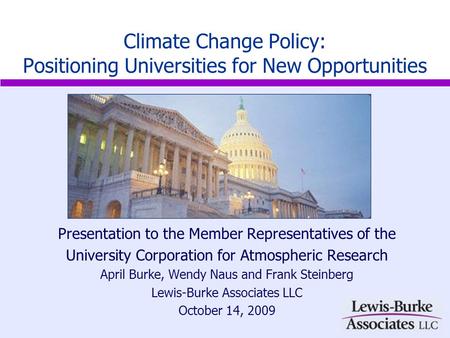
left=343, top=300, right=442, bottom=331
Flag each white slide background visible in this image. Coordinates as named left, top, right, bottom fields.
left=0, top=1, right=449, bottom=337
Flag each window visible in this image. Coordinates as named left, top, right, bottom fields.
left=85, top=201, right=94, bottom=218
left=75, top=156, right=85, bottom=178
left=250, top=150, right=253, bottom=156
left=107, top=200, right=121, bottom=218
left=79, top=133, right=87, bottom=144
left=71, top=200, right=84, bottom=218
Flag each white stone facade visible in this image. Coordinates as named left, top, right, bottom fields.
left=68, top=94, right=320, bottom=219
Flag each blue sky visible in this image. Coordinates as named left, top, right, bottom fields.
left=130, top=94, right=371, bottom=217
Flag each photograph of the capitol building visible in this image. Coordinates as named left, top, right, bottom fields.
left=68, top=94, right=369, bottom=219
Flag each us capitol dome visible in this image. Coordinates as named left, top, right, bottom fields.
left=219, top=98, right=278, bottom=187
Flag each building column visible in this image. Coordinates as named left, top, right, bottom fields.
left=69, top=119, right=85, bottom=178
left=159, top=139, right=166, bottom=163
left=207, top=160, right=213, bottom=200
left=132, top=138, right=140, bottom=170
left=142, top=132, right=152, bottom=174
left=90, top=127, right=104, bottom=181
left=112, top=135, right=123, bottom=175
left=79, top=129, right=95, bottom=180
left=223, top=170, right=229, bottom=197
left=185, top=149, right=192, bottom=198
left=171, top=144, right=180, bottom=190
left=214, top=167, right=219, bottom=198
left=196, top=154, right=203, bottom=200
left=123, top=128, right=135, bottom=172
left=159, top=139, right=167, bottom=185
left=100, top=120, right=115, bottom=178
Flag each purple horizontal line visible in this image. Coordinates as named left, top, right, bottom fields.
left=1, top=79, right=450, bottom=87
left=342, top=312, right=442, bottom=320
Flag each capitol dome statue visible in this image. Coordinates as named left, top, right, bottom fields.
left=220, top=98, right=278, bottom=186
